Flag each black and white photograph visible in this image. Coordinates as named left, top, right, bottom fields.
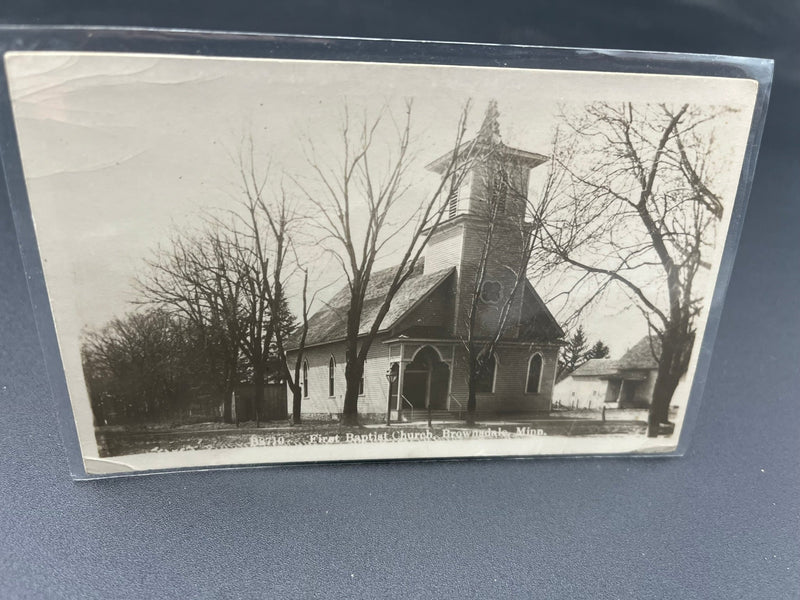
left=5, top=51, right=760, bottom=474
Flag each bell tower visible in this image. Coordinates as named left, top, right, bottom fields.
left=423, top=101, right=548, bottom=337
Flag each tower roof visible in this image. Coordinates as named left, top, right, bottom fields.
left=477, top=99, right=502, bottom=145
left=425, top=101, right=548, bottom=174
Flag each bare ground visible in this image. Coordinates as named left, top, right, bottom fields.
left=94, top=411, right=670, bottom=457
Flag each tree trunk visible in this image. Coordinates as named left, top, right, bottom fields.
left=286, top=375, right=301, bottom=425
left=222, top=359, right=237, bottom=424
left=466, top=351, right=477, bottom=426
left=291, top=385, right=302, bottom=425
left=466, top=386, right=477, bottom=426
left=222, top=380, right=234, bottom=424
left=253, top=364, right=264, bottom=428
left=647, top=369, right=682, bottom=437
left=341, top=359, right=363, bottom=426
left=646, top=329, right=691, bottom=437
left=91, top=398, right=106, bottom=427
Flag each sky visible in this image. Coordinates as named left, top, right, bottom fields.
left=6, top=52, right=758, bottom=361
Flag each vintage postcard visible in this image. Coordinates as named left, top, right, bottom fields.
left=3, top=49, right=764, bottom=475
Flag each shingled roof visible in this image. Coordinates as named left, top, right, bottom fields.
left=617, top=336, right=661, bottom=370
left=297, top=262, right=455, bottom=349
left=570, top=335, right=660, bottom=379
left=571, top=358, right=619, bottom=378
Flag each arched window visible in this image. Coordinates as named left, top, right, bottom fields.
left=475, top=353, right=497, bottom=394
left=328, top=356, right=336, bottom=397
left=302, top=360, right=309, bottom=398
left=526, top=353, right=543, bottom=394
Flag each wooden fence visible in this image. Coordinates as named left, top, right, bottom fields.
left=234, top=383, right=288, bottom=422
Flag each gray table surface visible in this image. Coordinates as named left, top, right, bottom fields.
left=1, top=3, right=798, bottom=598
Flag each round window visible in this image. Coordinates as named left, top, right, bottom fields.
left=480, top=280, right=502, bottom=304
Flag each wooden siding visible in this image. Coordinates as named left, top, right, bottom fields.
left=453, top=219, right=526, bottom=338
left=449, top=343, right=557, bottom=413
left=464, top=160, right=530, bottom=221
left=293, top=337, right=557, bottom=417
left=554, top=376, right=610, bottom=409
left=554, top=369, right=660, bottom=409
left=425, top=222, right=465, bottom=274
left=298, top=338, right=392, bottom=417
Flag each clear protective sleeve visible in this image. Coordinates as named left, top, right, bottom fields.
left=0, top=26, right=772, bottom=479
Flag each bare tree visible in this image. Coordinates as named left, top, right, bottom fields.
left=298, top=100, right=474, bottom=426
left=219, top=208, right=278, bottom=428
left=137, top=226, right=247, bottom=423
left=534, top=102, right=728, bottom=436
left=233, top=140, right=316, bottom=425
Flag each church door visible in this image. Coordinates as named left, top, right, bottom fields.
left=402, top=346, right=450, bottom=411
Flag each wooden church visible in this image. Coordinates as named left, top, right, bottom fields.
left=292, top=103, right=564, bottom=421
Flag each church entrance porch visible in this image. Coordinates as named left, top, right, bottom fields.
left=402, top=346, right=450, bottom=411
left=386, top=341, right=456, bottom=421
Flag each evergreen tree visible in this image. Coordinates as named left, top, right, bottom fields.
left=558, top=326, right=611, bottom=379
left=586, top=340, right=611, bottom=360
left=558, top=325, right=588, bottom=378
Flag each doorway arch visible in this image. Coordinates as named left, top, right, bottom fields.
left=402, top=346, right=450, bottom=410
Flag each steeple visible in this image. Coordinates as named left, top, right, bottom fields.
left=422, top=102, right=550, bottom=337
left=476, top=100, right=502, bottom=146
left=424, top=101, right=548, bottom=223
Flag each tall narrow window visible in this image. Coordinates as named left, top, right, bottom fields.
left=328, top=356, right=336, bottom=397
left=302, top=360, right=309, bottom=398
left=359, top=370, right=365, bottom=396
left=526, top=354, right=543, bottom=394
left=475, top=353, right=497, bottom=394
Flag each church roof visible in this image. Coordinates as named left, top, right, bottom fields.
left=297, top=262, right=456, bottom=349
left=519, top=281, right=566, bottom=341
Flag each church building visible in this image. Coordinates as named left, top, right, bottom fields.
left=291, top=103, right=564, bottom=421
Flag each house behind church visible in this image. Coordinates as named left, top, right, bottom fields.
left=553, top=336, right=662, bottom=410
left=288, top=103, right=564, bottom=421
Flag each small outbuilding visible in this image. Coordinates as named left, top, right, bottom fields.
left=554, top=336, right=661, bottom=409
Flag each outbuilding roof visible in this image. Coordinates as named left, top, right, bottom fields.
left=569, top=335, right=661, bottom=379
left=571, top=358, right=620, bottom=378
left=617, top=336, right=661, bottom=370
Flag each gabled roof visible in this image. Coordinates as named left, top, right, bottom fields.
left=617, top=336, right=660, bottom=370
left=569, top=335, right=660, bottom=379
left=518, top=280, right=566, bottom=342
left=297, top=263, right=455, bottom=349
left=571, top=358, right=619, bottom=378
